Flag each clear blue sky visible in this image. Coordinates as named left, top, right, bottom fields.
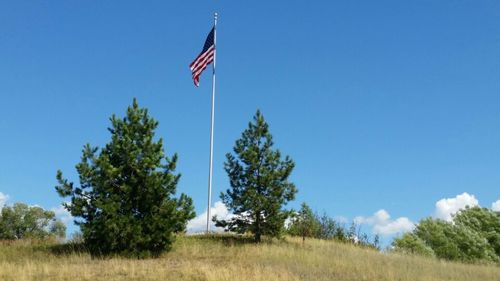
left=1, top=1, right=499, bottom=239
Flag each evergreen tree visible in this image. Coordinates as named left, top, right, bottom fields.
left=215, top=110, right=297, bottom=242
left=55, top=99, right=195, bottom=257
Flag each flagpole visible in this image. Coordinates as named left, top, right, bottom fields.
left=206, top=12, right=217, bottom=234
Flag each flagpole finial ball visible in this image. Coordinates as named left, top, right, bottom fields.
left=214, top=12, right=218, bottom=18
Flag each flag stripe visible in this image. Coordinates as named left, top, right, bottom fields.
left=189, top=47, right=213, bottom=69
left=190, top=47, right=214, bottom=72
left=191, top=47, right=214, bottom=74
left=193, top=61, right=211, bottom=81
left=192, top=57, right=213, bottom=82
left=192, top=50, right=214, bottom=75
left=189, top=28, right=215, bottom=87
left=191, top=49, right=214, bottom=86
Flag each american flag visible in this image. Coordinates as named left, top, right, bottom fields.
left=189, top=27, right=215, bottom=87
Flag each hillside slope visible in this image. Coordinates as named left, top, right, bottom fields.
left=0, top=235, right=498, bottom=281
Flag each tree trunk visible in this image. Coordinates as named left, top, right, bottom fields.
left=255, top=231, right=261, bottom=243
left=255, top=211, right=261, bottom=243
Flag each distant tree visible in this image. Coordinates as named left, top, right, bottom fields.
left=285, top=204, right=381, bottom=249
left=358, top=232, right=370, bottom=246
left=214, top=110, right=297, bottom=242
left=452, top=223, right=496, bottom=262
left=317, top=212, right=338, bottom=240
left=333, top=223, right=348, bottom=242
left=348, top=222, right=358, bottom=243
left=393, top=208, right=500, bottom=262
left=0, top=202, right=66, bottom=239
left=288, top=203, right=319, bottom=243
left=372, top=234, right=380, bottom=250
left=49, top=220, right=67, bottom=239
left=392, top=233, right=435, bottom=257
left=417, top=217, right=497, bottom=261
left=454, top=206, right=500, bottom=259
left=413, top=218, right=463, bottom=260
left=56, top=99, right=195, bottom=257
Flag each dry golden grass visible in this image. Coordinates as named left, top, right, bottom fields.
left=0, top=235, right=498, bottom=281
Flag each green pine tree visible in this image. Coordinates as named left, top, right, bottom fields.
left=214, top=110, right=297, bottom=242
left=55, top=99, right=195, bottom=257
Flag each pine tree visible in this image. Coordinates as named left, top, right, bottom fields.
left=55, top=99, right=195, bottom=257
left=214, top=110, right=297, bottom=242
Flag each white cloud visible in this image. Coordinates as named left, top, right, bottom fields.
left=434, top=192, right=479, bottom=221
left=51, top=204, right=73, bottom=224
left=492, top=200, right=500, bottom=212
left=355, top=209, right=389, bottom=225
left=187, top=201, right=233, bottom=234
left=354, top=209, right=415, bottom=236
left=374, top=217, right=415, bottom=235
left=0, top=192, right=9, bottom=209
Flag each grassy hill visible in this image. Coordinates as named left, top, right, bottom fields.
left=0, top=235, right=498, bottom=281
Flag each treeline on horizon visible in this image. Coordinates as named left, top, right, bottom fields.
left=393, top=206, right=500, bottom=263
left=285, top=202, right=500, bottom=263
left=0, top=99, right=499, bottom=265
left=286, top=202, right=380, bottom=249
